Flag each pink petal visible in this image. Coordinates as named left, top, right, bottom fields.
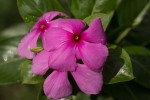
left=78, top=41, right=108, bottom=72
left=33, top=19, right=51, bottom=32
left=44, top=71, right=72, bottom=99
left=43, top=27, right=72, bottom=51
left=18, top=30, right=40, bottom=59
left=76, top=47, right=81, bottom=60
left=40, top=11, right=67, bottom=22
left=49, top=43, right=77, bottom=71
left=32, top=11, right=67, bottom=29
left=82, top=18, right=106, bottom=45
left=50, top=18, right=86, bottom=33
left=32, top=50, right=51, bottom=75
left=71, top=64, right=103, bottom=94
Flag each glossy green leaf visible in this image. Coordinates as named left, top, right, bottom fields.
left=83, top=0, right=117, bottom=30
left=84, top=12, right=114, bottom=30
left=124, top=8, right=150, bottom=45
left=115, top=3, right=150, bottom=44
left=0, top=23, right=28, bottom=41
left=0, top=24, right=28, bottom=84
left=92, top=0, right=117, bottom=14
left=103, top=45, right=134, bottom=84
left=71, top=0, right=117, bottom=19
left=71, top=0, right=96, bottom=19
left=21, top=60, right=44, bottom=84
left=17, top=0, right=65, bottom=27
left=0, top=36, right=23, bottom=84
left=103, top=82, right=150, bottom=100
left=117, top=0, right=150, bottom=26
left=124, top=46, right=150, bottom=89
left=0, top=58, right=23, bottom=85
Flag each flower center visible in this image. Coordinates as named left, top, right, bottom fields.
left=40, top=24, right=46, bottom=30
left=38, top=20, right=49, bottom=32
left=73, top=34, right=81, bottom=42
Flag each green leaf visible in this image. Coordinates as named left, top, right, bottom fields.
left=0, top=23, right=28, bottom=41
left=103, top=45, right=134, bottom=84
left=17, top=0, right=65, bottom=27
left=38, top=89, right=51, bottom=100
left=114, top=3, right=150, bottom=44
left=108, top=2, right=150, bottom=42
left=71, top=0, right=117, bottom=19
left=0, top=58, right=23, bottom=85
left=124, top=46, right=150, bottom=89
left=0, top=24, right=28, bottom=84
left=84, top=12, right=114, bottom=30
left=92, top=0, right=117, bottom=14
left=124, top=8, right=150, bottom=45
left=21, top=60, right=44, bottom=84
left=117, top=0, right=150, bottom=26
left=71, top=0, right=96, bottom=19
left=83, top=0, right=117, bottom=30
left=74, top=93, right=90, bottom=100
left=0, top=36, right=24, bottom=84
left=125, top=46, right=150, bottom=55
left=103, top=82, right=150, bottom=100
left=38, top=90, right=91, bottom=100
left=58, top=0, right=72, bottom=15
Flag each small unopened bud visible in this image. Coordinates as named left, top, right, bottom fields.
left=30, top=47, right=44, bottom=53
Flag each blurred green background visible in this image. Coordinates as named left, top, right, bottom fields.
left=0, top=0, right=22, bottom=31
left=0, top=0, right=39, bottom=100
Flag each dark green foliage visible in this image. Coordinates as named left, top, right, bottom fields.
left=0, top=0, right=150, bottom=99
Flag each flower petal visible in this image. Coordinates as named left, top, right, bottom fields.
left=50, top=18, right=86, bottom=33
left=76, top=47, right=81, bottom=60
left=32, top=50, right=51, bottom=75
left=40, top=11, right=67, bottom=22
left=32, top=11, right=67, bottom=29
left=49, top=43, right=77, bottom=71
left=78, top=41, right=108, bottom=72
left=72, top=64, right=103, bottom=94
left=44, top=71, right=72, bottom=99
left=18, top=30, right=40, bottom=59
left=43, top=27, right=72, bottom=51
left=82, top=18, right=106, bottom=44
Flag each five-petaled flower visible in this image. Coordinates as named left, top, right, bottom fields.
left=32, top=18, right=108, bottom=99
left=33, top=18, right=108, bottom=72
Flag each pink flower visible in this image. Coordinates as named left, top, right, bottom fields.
left=32, top=50, right=103, bottom=99
left=42, top=18, right=108, bottom=72
left=18, top=11, right=67, bottom=59
left=31, top=18, right=108, bottom=99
